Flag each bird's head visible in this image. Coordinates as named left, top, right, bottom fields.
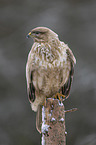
left=27, top=27, right=58, bottom=43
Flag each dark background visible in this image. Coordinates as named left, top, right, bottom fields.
left=0, top=0, right=96, bottom=145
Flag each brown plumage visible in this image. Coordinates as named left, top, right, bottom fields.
left=26, top=27, right=76, bottom=133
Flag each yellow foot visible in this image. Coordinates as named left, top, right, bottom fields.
left=54, top=93, right=66, bottom=101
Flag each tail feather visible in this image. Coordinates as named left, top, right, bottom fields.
left=36, top=105, right=42, bottom=134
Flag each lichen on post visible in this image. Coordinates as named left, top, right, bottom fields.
left=41, top=98, right=66, bottom=145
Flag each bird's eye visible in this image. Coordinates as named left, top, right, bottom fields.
left=35, top=31, right=40, bottom=35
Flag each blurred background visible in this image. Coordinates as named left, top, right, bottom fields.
left=0, top=0, right=96, bottom=145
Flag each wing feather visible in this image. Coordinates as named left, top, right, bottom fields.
left=62, top=48, right=76, bottom=98
left=28, top=72, right=36, bottom=103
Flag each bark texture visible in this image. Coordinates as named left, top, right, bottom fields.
left=42, top=99, right=66, bottom=145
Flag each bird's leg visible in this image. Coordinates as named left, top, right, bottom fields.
left=42, top=97, right=47, bottom=107
left=54, top=93, right=66, bottom=101
left=44, top=97, right=47, bottom=107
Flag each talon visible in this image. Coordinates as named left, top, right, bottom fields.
left=54, top=93, right=66, bottom=101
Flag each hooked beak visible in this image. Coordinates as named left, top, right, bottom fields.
left=26, top=32, right=32, bottom=38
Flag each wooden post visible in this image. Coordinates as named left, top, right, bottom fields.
left=41, top=98, right=66, bottom=145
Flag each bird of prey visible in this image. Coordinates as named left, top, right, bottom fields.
left=26, top=27, right=76, bottom=133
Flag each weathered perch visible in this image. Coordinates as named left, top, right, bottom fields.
left=41, top=98, right=66, bottom=145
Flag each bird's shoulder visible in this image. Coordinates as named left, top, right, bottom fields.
left=59, top=41, right=76, bottom=64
